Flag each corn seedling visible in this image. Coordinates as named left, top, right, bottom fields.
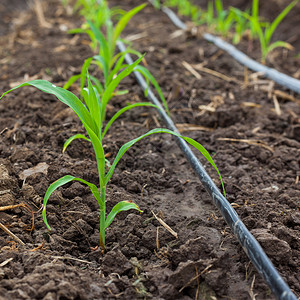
left=65, top=2, right=169, bottom=115
left=237, top=0, right=299, bottom=63
left=247, top=0, right=260, bottom=39
left=66, top=3, right=145, bottom=89
left=201, top=1, right=214, bottom=27
left=246, top=0, right=272, bottom=39
left=229, top=7, right=251, bottom=44
left=1, top=80, right=226, bottom=251
left=69, top=0, right=124, bottom=28
left=163, top=0, right=298, bottom=61
left=164, top=0, right=203, bottom=25
left=164, top=0, right=235, bottom=37
left=194, top=0, right=236, bottom=38
left=153, top=0, right=161, bottom=10
left=213, top=0, right=235, bottom=37
left=63, top=57, right=166, bottom=159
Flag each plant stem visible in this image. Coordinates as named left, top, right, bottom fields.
left=99, top=186, right=106, bottom=251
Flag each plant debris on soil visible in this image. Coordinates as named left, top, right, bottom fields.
left=0, top=0, right=299, bottom=299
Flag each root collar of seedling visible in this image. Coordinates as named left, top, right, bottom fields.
left=118, top=4, right=298, bottom=298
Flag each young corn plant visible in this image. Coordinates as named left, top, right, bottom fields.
left=164, top=0, right=235, bottom=37
left=163, top=0, right=201, bottom=25
left=238, top=0, right=299, bottom=63
left=0, top=79, right=226, bottom=251
left=66, top=3, right=145, bottom=89
left=213, top=0, right=235, bottom=37
left=66, top=0, right=124, bottom=30
left=65, top=3, right=169, bottom=115
left=200, top=1, right=214, bottom=27
left=229, top=7, right=251, bottom=44
left=63, top=56, right=163, bottom=155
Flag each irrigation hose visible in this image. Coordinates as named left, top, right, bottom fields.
left=117, top=23, right=297, bottom=300
left=159, top=3, right=300, bottom=95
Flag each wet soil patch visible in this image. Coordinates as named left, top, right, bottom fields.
left=0, top=0, right=299, bottom=299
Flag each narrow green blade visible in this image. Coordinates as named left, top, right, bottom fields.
left=0, top=80, right=97, bottom=133
left=105, top=201, right=142, bottom=229
left=102, top=102, right=160, bottom=138
left=62, top=134, right=91, bottom=153
left=101, top=55, right=144, bottom=111
left=93, top=55, right=109, bottom=83
left=105, top=128, right=226, bottom=197
left=134, top=65, right=170, bottom=115
left=80, top=57, right=93, bottom=97
left=87, top=75, right=102, bottom=135
left=266, top=0, right=299, bottom=44
left=87, top=19, right=110, bottom=73
left=63, top=74, right=81, bottom=90
left=113, top=4, right=146, bottom=46
left=0, top=80, right=106, bottom=186
left=267, top=41, right=294, bottom=53
left=42, top=175, right=101, bottom=230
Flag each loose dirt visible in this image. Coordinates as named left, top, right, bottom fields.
left=0, top=0, right=299, bottom=299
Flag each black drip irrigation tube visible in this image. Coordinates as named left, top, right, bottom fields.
left=160, top=3, right=300, bottom=95
left=117, top=10, right=298, bottom=300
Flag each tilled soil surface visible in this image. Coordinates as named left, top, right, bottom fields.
left=0, top=0, right=299, bottom=299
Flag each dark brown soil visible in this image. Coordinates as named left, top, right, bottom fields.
left=0, top=0, right=299, bottom=299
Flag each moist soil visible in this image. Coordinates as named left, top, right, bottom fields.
left=0, top=0, right=299, bottom=299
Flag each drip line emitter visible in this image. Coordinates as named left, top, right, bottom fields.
left=116, top=2, right=299, bottom=299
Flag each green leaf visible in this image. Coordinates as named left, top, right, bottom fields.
left=153, top=0, right=160, bottom=9
left=42, top=175, right=101, bottom=230
left=101, top=55, right=144, bottom=119
left=265, top=0, right=299, bottom=45
left=215, top=0, right=223, bottom=15
left=105, top=201, right=142, bottom=228
left=0, top=80, right=97, bottom=133
left=111, top=7, right=126, bottom=19
left=105, top=128, right=226, bottom=197
left=109, top=51, right=127, bottom=70
left=84, top=124, right=106, bottom=186
left=113, top=90, right=129, bottom=96
left=252, top=0, right=259, bottom=20
left=113, top=4, right=146, bottom=47
left=80, top=57, right=93, bottom=97
left=0, top=80, right=106, bottom=186
left=206, top=1, right=214, bottom=25
left=105, top=19, right=114, bottom=54
left=267, top=41, right=294, bottom=53
left=93, top=55, right=109, bottom=84
left=86, top=74, right=102, bottom=136
left=68, top=28, right=86, bottom=34
left=242, top=13, right=266, bottom=55
left=106, top=52, right=127, bottom=85
left=107, top=48, right=142, bottom=84
left=87, top=20, right=110, bottom=73
left=134, top=65, right=170, bottom=115
left=63, top=134, right=91, bottom=153
left=63, top=74, right=81, bottom=90
left=90, top=75, right=104, bottom=96
left=102, top=102, right=161, bottom=138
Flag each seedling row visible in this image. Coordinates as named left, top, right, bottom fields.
left=0, top=0, right=299, bottom=299
left=1, top=0, right=225, bottom=251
